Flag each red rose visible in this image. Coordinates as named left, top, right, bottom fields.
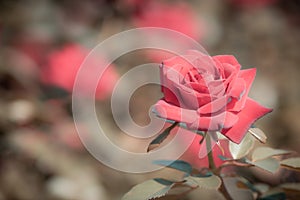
left=153, top=50, right=272, bottom=144
left=41, top=44, right=119, bottom=100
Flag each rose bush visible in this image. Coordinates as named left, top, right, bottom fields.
left=153, top=50, right=272, bottom=144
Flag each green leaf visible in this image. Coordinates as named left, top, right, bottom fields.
left=249, top=158, right=280, bottom=173
left=153, top=160, right=192, bottom=176
left=121, top=179, right=173, bottom=200
left=248, top=128, right=267, bottom=143
left=153, top=178, right=174, bottom=186
left=218, top=155, right=232, bottom=161
left=147, top=122, right=178, bottom=152
left=252, top=147, right=291, bottom=161
left=185, top=175, right=222, bottom=190
left=229, top=132, right=255, bottom=159
left=280, top=157, right=300, bottom=169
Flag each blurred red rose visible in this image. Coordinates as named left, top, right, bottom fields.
left=41, top=44, right=119, bottom=100
left=153, top=50, right=272, bottom=144
left=132, top=2, right=203, bottom=62
left=133, top=2, right=201, bottom=40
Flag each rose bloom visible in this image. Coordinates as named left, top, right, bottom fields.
left=153, top=50, right=272, bottom=144
left=41, top=44, right=119, bottom=100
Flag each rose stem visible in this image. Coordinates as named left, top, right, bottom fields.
left=219, top=181, right=232, bottom=200
left=205, top=133, right=216, bottom=170
left=206, top=132, right=232, bottom=200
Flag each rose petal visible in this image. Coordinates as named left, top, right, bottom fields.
left=221, top=98, right=272, bottom=144
left=222, top=63, right=237, bottom=78
left=177, top=84, right=213, bottom=109
left=228, top=78, right=246, bottom=99
left=161, top=64, right=184, bottom=106
left=154, top=99, right=238, bottom=131
left=153, top=99, right=198, bottom=124
left=189, top=111, right=238, bottom=131
left=187, top=50, right=218, bottom=77
left=213, top=55, right=241, bottom=71
left=197, top=95, right=229, bottom=114
left=208, top=80, right=226, bottom=96
left=227, top=68, right=256, bottom=111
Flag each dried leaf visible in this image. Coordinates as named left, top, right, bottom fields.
left=155, top=167, right=187, bottom=183
left=153, top=160, right=192, bottom=176
left=223, top=177, right=254, bottom=200
left=280, top=157, right=300, bottom=169
left=248, top=128, right=267, bottom=143
left=121, top=179, right=173, bottom=200
left=280, top=183, right=300, bottom=191
left=229, top=133, right=255, bottom=159
left=249, top=158, right=280, bottom=173
left=185, top=175, right=222, bottom=190
left=252, top=147, right=291, bottom=161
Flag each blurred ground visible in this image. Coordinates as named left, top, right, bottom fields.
left=0, top=0, right=300, bottom=199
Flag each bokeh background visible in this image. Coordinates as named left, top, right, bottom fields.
left=0, top=0, right=299, bottom=199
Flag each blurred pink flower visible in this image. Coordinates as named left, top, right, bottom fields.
left=132, top=1, right=203, bottom=63
left=133, top=2, right=201, bottom=40
left=41, top=44, right=119, bottom=100
left=132, top=2, right=203, bottom=62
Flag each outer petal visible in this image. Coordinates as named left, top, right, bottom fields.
left=227, top=78, right=246, bottom=99
left=153, top=99, right=238, bottom=131
left=153, top=99, right=198, bottom=124
left=197, top=95, right=229, bottom=114
left=160, top=63, right=184, bottom=106
left=227, top=68, right=256, bottom=111
left=189, top=111, right=238, bottom=131
left=213, top=55, right=241, bottom=71
left=221, top=98, right=272, bottom=144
